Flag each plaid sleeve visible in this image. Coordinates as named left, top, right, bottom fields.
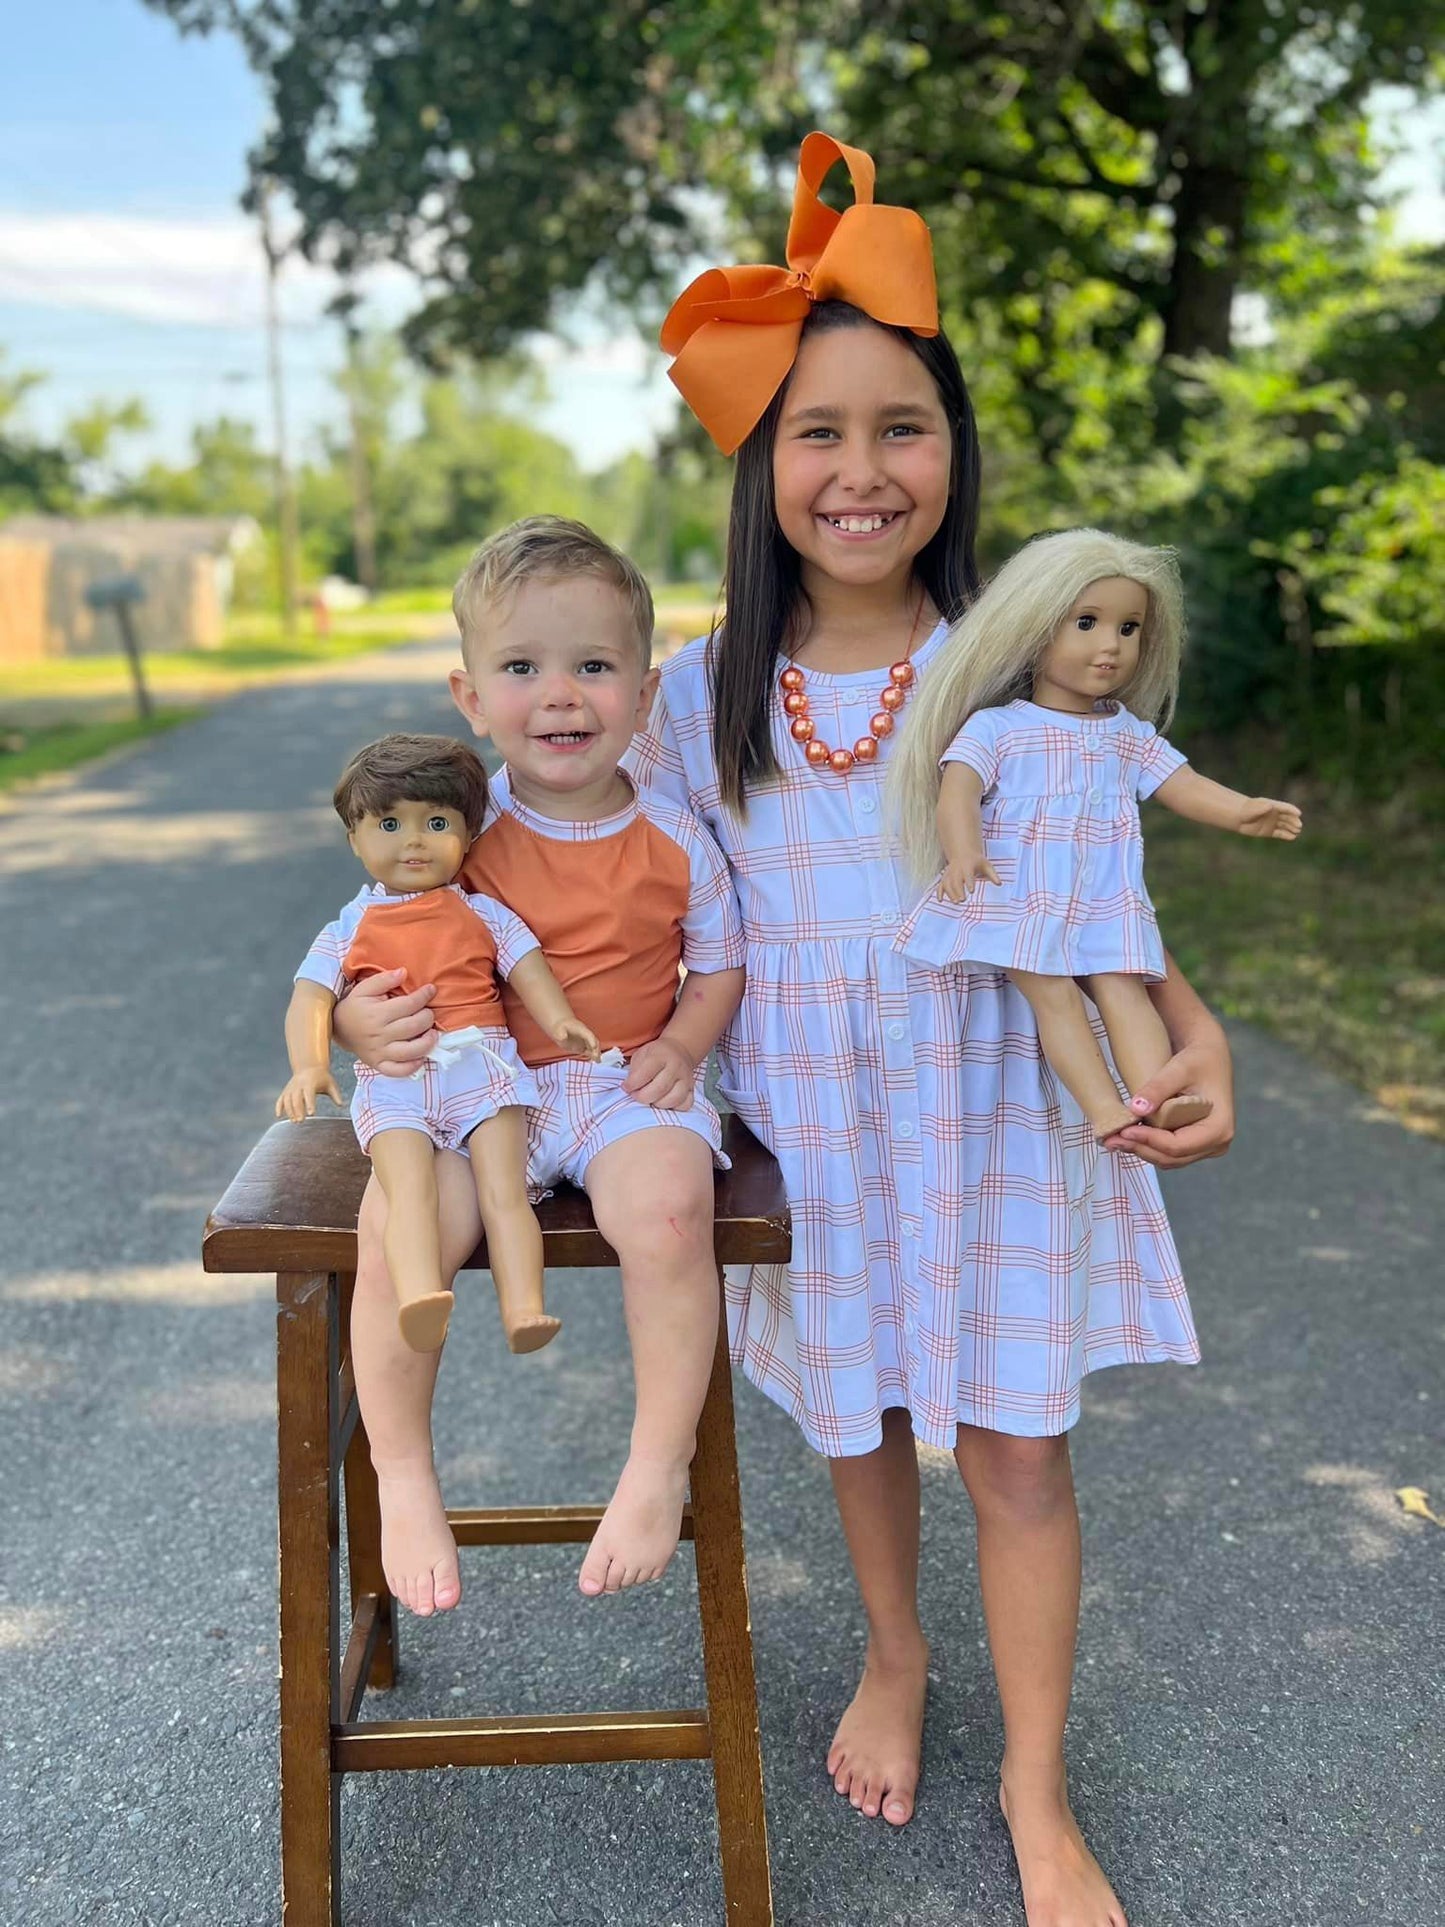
left=293, top=893, right=368, bottom=995
left=668, top=808, right=745, bottom=973
left=1132, top=720, right=1189, bottom=799
left=939, top=708, right=1003, bottom=789
left=466, top=893, right=542, bottom=977
left=623, top=670, right=692, bottom=807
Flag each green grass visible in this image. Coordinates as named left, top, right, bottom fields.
left=0, top=709, right=198, bottom=792
left=0, top=596, right=455, bottom=703
left=1147, top=795, right=1445, bottom=1137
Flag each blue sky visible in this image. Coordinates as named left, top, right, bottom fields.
left=0, top=0, right=678, bottom=472
left=2, top=3, right=1441, bottom=479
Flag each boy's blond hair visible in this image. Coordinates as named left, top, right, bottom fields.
left=452, top=516, right=655, bottom=664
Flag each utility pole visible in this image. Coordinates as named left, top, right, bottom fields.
left=339, top=305, right=378, bottom=595
left=258, top=179, right=301, bottom=639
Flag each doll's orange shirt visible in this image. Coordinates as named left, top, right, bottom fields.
left=343, top=888, right=507, bottom=1033
left=457, top=777, right=742, bottom=1068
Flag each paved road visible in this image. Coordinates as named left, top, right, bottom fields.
left=2, top=642, right=1442, bottom=1927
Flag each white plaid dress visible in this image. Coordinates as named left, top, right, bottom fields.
left=627, top=632, right=1198, bottom=1457
left=895, top=700, right=1186, bottom=980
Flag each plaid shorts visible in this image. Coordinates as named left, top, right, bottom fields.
left=526, top=1055, right=728, bottom=1192
left=352, top=1029, right=539, bottom=1154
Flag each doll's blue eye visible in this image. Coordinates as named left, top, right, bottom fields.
left=427, top=815, right=450, bottom=833
left=379, top=816, right=400, bottom=832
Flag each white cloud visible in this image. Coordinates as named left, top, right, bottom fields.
left=0, top=208, right=419, bottom=329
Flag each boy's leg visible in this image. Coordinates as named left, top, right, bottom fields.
left=466, top=1105, right=559, bottom=1353
left=826, top=1408, right=930, bottom=1826
left=368, top=1127, right=456, bottom=1351
left=351, top=1152, right=482, bottom=1616
left=954, top=1425, right=1126, bottom=1927
left=1078, top=973, right=1211, bottom=1132
left=1007, top=968, right=1134, bottom=1139
left=577, top=1129, right=719, bottom=1596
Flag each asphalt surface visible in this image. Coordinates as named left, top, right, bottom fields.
left=2, top=640, right=1442, bottom=1927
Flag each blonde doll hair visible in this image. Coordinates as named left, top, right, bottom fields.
left=889, top=528, right=1186, bottom=876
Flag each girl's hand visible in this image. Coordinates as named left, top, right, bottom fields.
left=623, top=1038, right=697, bottom=1111
left=553, top=1018, right=601, bottom=1062
left=1239, top=797, right=1302, bottom=840
left=938, top=853, right=1000, bottom=902
left=276, top=1066, right=343, bottom=1122
left=1103, top=1036, right=1235, bottom=1170
left=331, top=969, right=438, bottom=1076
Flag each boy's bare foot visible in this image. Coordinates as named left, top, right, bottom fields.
left=999, top=1765, right=1127, bottom=1927
left=577, top=1453, right=690, bottom=1596
left=826, top=1634, right=929, bottom=1825
left=397, top=1290, right=454, bottom=1352
left=502, top=1309, right=562, bottom=1354
left=375, top=1459, right=462, bottom=1616
left=1134, top=1092, right=1212, bottom=1132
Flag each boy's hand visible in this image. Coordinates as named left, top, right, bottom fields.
left=623, top=1037, right=697, bottom=1111
left=332, top=968, right=438, bottom=1076
left=276, top=1067, right=343, bottom=1122
left=553, top=1018, right=601, bottom=1062
left=938, top=852, right=1000, bottom=902
left=1238, top=797, right=1302, bottom=840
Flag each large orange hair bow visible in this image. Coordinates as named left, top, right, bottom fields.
left=660, top=131, right=938, bottom=456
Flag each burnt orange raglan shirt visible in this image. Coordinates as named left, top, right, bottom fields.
left=458, top=770, right=743, bottom=1067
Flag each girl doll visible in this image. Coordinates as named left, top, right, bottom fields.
left=276, top=732, right=598, bottom=1353
left=889, top=529, right=1302, bottom=1139
left=630, top=133, right=1232, bottom=1927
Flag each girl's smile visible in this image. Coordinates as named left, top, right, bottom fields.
left=773, top=325, right=951, bottom=599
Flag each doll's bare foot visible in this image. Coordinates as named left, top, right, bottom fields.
left=375, top=1458, right=461, bottom=1617
left=577, top=1452, right=690, bottom=1596
left=826, top=1633, right=929, bottom=1825
left=499, top=1305, right=562, bottom=1354
left=1090, top=1099, right=1137, bottom=1142
left=1133, top=1092, right=1212, bottom=1132
left=999, top=1763, right=1127, bottom=1927
left=397, top=1290, right=454, bottom=1352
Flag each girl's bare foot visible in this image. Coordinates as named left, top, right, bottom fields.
left=577, top=1453, right=690, bottom=1596
left=999, top=1764, right=1127, bottom=1927
left=375, top=1458, right=462, bottom=1616
left=826, top=1635, right=929, bottom=1825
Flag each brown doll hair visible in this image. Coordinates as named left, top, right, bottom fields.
left=333, top=734, right=490, bottom=836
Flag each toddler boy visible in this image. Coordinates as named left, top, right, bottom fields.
left=335, top=518, right=744, bottom=1609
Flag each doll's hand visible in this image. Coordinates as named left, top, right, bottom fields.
left=553, top=1019, right=601, bottom=1062
left=1103, top=1035, right=1235, bottom=1170
left=332, top=968, right=438, bottom=1075
left=276, top=1066, right=343, bottom=1122
left=623, top=1037, right=697, bottom=1111
left=938, top=853, right=1000, bottom=902
left=1238, top=797, right=1302, bottom=840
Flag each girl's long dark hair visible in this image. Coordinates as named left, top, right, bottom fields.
left=710, top=302, right=982, bottom=813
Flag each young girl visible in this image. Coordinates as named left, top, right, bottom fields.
left=628, top=133, right=1233, bottom=1927
left=342, top=132, right=1234, bottom=1927
left=889, top=530, right=1301, bottom=1139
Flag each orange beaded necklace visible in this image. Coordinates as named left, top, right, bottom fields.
left=779, top=595, right=927, bottom=774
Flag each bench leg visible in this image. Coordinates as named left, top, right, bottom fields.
left=690, top=1277, right=773, bottom=1926
left=277, top=1270, right=343, bottom=1927
left=338, top=1269, right=398, bottom=1691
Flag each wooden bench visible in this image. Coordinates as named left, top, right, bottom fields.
left=202, top=1112, right=789, bottom=1926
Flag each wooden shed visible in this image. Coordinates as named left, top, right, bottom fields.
left=0, top=515, right=260, bottom=662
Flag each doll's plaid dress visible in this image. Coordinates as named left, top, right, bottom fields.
left=628, top=631, right=1198, bottom=1457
